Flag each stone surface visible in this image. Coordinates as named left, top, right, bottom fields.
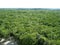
left=0, top=37, right=18, bottom=45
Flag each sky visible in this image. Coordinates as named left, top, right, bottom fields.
left=0, top=0, right=60, bottom=8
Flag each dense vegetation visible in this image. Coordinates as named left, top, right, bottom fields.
left=0, top=9, right=60, bottom=45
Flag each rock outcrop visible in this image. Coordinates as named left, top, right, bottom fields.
left=0, top=37, right=18, bottom=45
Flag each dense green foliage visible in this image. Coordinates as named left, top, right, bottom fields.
left=0, top=9, right=60, bottom=45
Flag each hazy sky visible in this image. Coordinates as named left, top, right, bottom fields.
left=0, top=0, right=60, bottom=8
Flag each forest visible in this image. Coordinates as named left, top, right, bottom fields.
left=0, top=9, right=60, bottom=45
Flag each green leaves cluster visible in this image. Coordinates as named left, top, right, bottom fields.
left=0, top=9, right=60, bottom=45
